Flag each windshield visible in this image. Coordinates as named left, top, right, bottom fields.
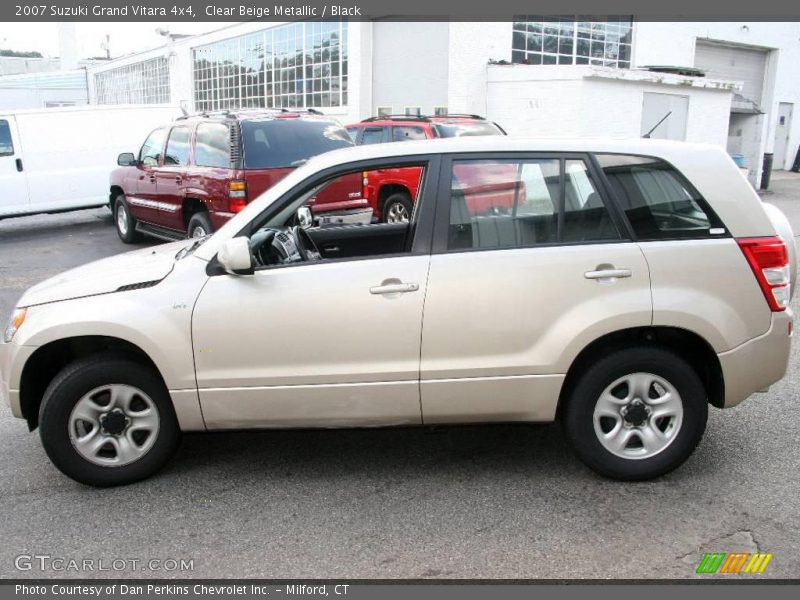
left=432, top=121, right=505, bottom=138
left=242, top=118, right=353, bottom=169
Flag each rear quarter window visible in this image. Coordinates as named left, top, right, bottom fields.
left=241, top=119, right=352, bottom=169
left=595, top=154, right=725, bottom=240
left=195, top=123, right=231, bottom=168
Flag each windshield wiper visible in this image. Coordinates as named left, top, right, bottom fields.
left=175, top=234, right=211, bottom=260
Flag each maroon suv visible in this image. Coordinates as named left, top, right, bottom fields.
left=110, top=109, right=364, bottom=243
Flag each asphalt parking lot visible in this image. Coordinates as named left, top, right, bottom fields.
left=1, top=175, right=799, bottom=580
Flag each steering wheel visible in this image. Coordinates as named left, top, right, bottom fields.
left=292, top=225, right=321, bottom=261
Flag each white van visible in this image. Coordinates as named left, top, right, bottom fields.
left=0, top=105, right=181, bottom=219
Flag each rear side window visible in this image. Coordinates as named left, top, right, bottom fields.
left=139, top=128, right=167, bottom=167
left=164, top=127, right=191, bottom=166
left=447, top=158, right=619, bottom=251
left=432, top=121, right=505, bottom=138
left=0, top=119, right=13, bottom=156
left=241, top=119, right=352, bottom=169
left=195, top=123, right=230, bottom=168
left=595, top=154, right=723, bottom=240
left=392, top=126, right=427, bottom=142
left=360, top=127, right=386, bottom=145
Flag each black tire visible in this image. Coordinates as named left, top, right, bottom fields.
left=39, top=357, right=181, bottom=487
left=114, top=195, right=142, bottom=243
left=187, top=211, right=213, bottom=239
left=381, top=192, right=413, bottom=223
left=562, top=346, right=707, bottom=480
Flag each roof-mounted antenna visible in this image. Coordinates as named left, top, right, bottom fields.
left=643, top=111, right=672, bottom=139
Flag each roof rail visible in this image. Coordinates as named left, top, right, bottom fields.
left=438, top=113, right=487, bottom=120
left=361, top=114, right=433, bottom=123
left=360, top=113, right=488, bottom=122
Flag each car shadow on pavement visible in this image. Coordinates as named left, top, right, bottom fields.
left=170, top=423, right=586, bottom=482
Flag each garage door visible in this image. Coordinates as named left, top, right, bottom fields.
left=694, top=41, right=767, bottom=111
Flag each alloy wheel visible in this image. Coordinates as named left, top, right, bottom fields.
left=386, top=202, right=410, bottom=223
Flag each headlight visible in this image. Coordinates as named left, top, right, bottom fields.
left=3, top=308, right=26, bottom=343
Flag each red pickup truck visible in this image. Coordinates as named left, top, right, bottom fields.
left=345, top=114, right=509, bottom=222
left=109, top=110, right=367, bottom=243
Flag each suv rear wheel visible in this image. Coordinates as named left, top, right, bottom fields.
left=187, top=211, right=213, bottom=239
left=562, top=346, right=707, bottom=480
left=382, top=192, right=413, bottom=223
left=114, top=195, right=141, bottom=243
left=39, top=357, right=181, bottom=487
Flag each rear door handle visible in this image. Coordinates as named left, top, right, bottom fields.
left=15, top=158, right=23, bottom=172
left=370, top=280, right=420, bottom=295
left=584, top=268, right=632, bottom=280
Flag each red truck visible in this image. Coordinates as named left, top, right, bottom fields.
left=109, top=109, right=367, bottom=243
left=345, top=114, right=509, bottom=222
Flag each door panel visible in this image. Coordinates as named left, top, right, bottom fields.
left=774, top=103, right=793, bottom=169
left=0, top=116, right=29, bottom=215
left=128, top=128, right=167, bottom=224
left=192, top=255, right=430, bottom=428
left=420, top=244, right=652, bottom=423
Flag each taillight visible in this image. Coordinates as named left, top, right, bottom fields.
left=228, top=180, right=247, bottom=212
left=737, top=236, right=791, bottom=312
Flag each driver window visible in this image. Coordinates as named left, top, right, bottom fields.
left=139, top=128, right=167, bottom=167
left=248, top=162, right=428, bottom=269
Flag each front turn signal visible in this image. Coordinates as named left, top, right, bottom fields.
left=4, top=308, right=27, bottom=343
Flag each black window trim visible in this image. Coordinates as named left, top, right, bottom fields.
left=430, top=151, right=633, bottom=256
left=587, top=151, right=731, bottom=242
left=207, top=153, right=442, bottom=276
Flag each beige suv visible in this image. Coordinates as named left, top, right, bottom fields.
left=1, top=138, right=795, bottom=486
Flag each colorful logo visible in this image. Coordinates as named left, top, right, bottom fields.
left=696, top=552, right=773, bottom=574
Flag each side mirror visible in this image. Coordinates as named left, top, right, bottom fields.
left=117, top=152, right=137, bottom=166
left=217, top=237, right=253, bottom=275
left=297, top=205, right=313, bottom=229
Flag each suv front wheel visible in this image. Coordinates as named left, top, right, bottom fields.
left=39, top=357, right=181, bottom=486
left=562, top=346, right=708, bottom=480
left=114, top=195, right=142, bottom=243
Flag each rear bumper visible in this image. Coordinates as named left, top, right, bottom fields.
left=718, top=309, right=793, bottom=408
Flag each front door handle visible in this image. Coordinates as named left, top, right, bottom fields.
left=585, top=268, right=632, bottom=280
left=370, top=279, right=420, bottom=295
left=15, top=158, right=23, bottom=172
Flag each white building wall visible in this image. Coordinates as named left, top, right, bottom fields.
left=486, top=66, right=733, bottom=147
left=371, top=21, right=449, bottom=116
left=632, top=22, right=800, bottom=171
left=446, top=22, right=512, bottom=115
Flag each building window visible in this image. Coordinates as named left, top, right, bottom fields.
left=404, top=106, right=421, bottom=116
left=511, top=17, right=632, bottom=68
left=433, top=106, right=448, bottom=116
left=376, top=106, right=392, bottom=116
left=193, top=21, right=348, bottom=112
left=94, top=57, right=171, bottom=104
